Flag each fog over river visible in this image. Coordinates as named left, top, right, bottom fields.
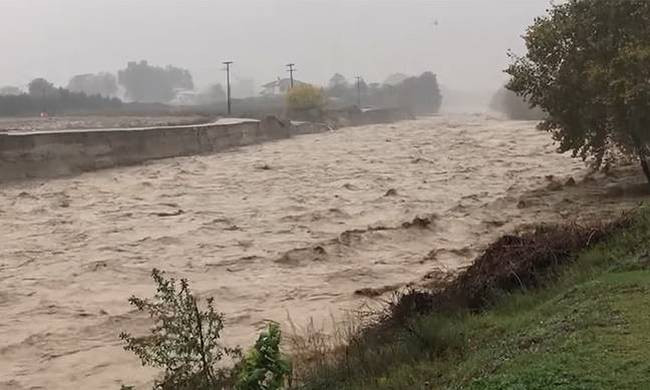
left=1, top=115, right=642, bottom=390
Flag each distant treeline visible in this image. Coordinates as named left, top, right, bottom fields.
left=326, top=71, right=443, bottom=114
left=0, top=78, right=121, bottom=116
left=0, top=60, right=197, bottom=107
left=489, top=87, right=545, bottom=120
left=0, top=65, right=444, bottom=117
left=118, top=60, right=194, bottom=103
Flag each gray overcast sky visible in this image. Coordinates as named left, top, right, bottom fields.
left=0, top=0, right=551, bottom=93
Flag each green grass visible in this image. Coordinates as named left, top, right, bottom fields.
left=300, top=206, right=650, bottom=389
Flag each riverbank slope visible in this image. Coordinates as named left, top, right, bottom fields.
left=299, top=206, right=650, bottom=389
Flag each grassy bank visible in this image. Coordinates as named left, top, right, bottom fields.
left=298, top=206, right=650, bottom=389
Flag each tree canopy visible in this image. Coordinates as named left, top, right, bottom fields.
left=67, top=72, right=118, bottom=97
left=197, top=83, right=226, bottom=105
left=286, top=83, right=325, bottom=112
left=324, top=71, right=442, bottom=114
left=383, top=73, right=408, bottom=86
left=489, top=87, right=545, bottom=120
left=506, top=0, right=650, bottom=184
left=328, top=73, right=348, bottom=88
left=0, top=78, right=121, bottom=116
left=117, top=60, right=194, bottom=103
left=328, top=73, right=350, bottom=98
left=28, top=78, right=57, bottom=97
left=366, top=72, right=442, bottom=114
left=396, top=72, right=442, bottom=115
left=0, top=86, right=22, bottom=96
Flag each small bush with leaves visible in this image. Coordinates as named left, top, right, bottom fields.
left=235, top=323, right=292, bottom=390
left=120, top=269, right=240, bottom=390
left=286, top=84, right=325, bottom=112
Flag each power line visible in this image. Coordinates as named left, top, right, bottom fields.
left=222, top=61, right=233, bottom=115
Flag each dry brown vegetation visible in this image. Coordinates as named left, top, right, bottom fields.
left=292, top=210, right=638, bottom=388
left=378, top=212, right=634, bottom=330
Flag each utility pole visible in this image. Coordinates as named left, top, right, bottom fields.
left=41, top=87, right=46, bottom=115
left=355, top=76, right=363, bottom=108
left=286, top=63, right=296, bottom=89
left=222, top=61, right=233, bottom=115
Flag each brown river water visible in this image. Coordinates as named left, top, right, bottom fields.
left=0, top=115, right=646, bottom=390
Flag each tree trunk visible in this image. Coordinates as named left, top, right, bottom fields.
left=639, top=149, right=650, bottom=187
left=630, top=128, right=650, bottom=187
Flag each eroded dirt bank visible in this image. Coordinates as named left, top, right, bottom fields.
left=0, top=115, right=646, bottom=390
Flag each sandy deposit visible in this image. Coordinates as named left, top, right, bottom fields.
left=0, top=115, right=647, bottom=390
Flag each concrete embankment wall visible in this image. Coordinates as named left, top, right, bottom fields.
left=0, top=117, right=292, bottom=182
left=0, top=109, right=409, bottom=182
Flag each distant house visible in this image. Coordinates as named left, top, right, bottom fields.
left=260, top=78, right=307, bottom=96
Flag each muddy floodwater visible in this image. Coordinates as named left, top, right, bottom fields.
left=0, top=115, right=645, bottom=390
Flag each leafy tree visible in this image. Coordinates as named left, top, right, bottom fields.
left=490, top=87, right=545, bottom=120
left=0, top=86, right=22, bottom=96
left=197, top=83, right=227, bottom=105
left=328, top=73, right=348, bottom=88
left=28, top=78, right=57, bottom=97
left=368, top=82, right=381, bottom=92
left=235, top=323, right=291, bottom=390
left=379, top=72, right=442, bottom=114
left=286, top=84, right=325, bottom=111
left=165, top=65, right=194, bottom=91
left=118, top=60, right=194, bottom=103
left=67, top=72, right=118, bottom=97
left=327, top=73, right=350, bottom=99
left=120, top=269, right=240, bottom=390
left=324, top=71, right=442, bottom=113
left=383, top=73, right=408, bottom=86
left=506, top=0, right=650, bottom=184
left=401, top=71, right=442, bottom=114
left=0, top=82, right=121, bottom=116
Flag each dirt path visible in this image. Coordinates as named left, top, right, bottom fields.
left=0, top=115, right=646, bottom=390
